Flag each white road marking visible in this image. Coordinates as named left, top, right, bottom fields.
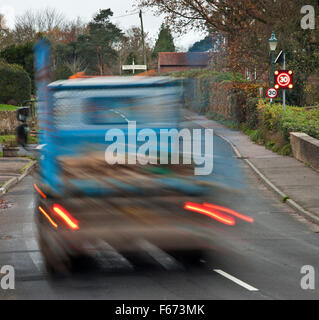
left=214, top=269, right=259, bottom=291
left=28, top=200, right=35, bottom=209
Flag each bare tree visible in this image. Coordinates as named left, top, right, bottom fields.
left=64, top=57, right=88, bottom=74
left=37, top=8, right=66, bottom=32
left=13, top=8, right=66, bottom=43
left=0, top=13, right=13, bottom=49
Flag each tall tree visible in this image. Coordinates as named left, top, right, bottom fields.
left=188, top=31, right=222, bottom=52
left=0, top=14, right=13, bottom=49
left=79, top=9, right=123, bottom=75
left=153, top=23, right=176, bottom=58
left=116, top=26, right=156, bottom=72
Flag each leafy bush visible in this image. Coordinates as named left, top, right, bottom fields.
left=279, top=144, right=292, bottom=156
left=249, top=129, right=264, bottom=144
left=0, top=42, right=35, bottom=93
left=266, top=140, right=276, bottom=150
left=246, top=97, right=259, bottom=129
left=258, top=101, right=319, bottom=141
left=0, top=62, right=31, bottom=105
left=173, top=69, right=267, bottom=124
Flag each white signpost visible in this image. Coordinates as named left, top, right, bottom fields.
left=122, top=60, right=147, bottom=74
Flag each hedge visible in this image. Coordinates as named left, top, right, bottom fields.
left=258, top=101, right=319, bottom=141
left=173, top=69, right=267, bottom=123
left=0, top=62, right=31, bottom=105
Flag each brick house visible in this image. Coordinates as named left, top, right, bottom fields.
left=158, top=52, right=210, bottom=73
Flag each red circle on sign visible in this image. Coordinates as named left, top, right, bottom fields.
left=267, top=88, right=278, bottom=98
left=276, top=73, right=291, bottom=87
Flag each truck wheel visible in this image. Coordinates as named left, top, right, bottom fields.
left=38, top=228, right=72, bottom=276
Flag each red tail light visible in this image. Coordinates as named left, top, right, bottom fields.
left=34, top=184, right=47, bottom=199
left=38, top=206, right=58, bottom=229
left=203, top=203, right=254, bottom=223
left=52, top=204, right=79, bottom=230
left=184, top=202, right=236, bottom=226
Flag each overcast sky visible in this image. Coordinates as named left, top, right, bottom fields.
left=0, top=0, right=205, bottom=50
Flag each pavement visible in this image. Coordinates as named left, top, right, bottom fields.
left=185, top=110, right=319, bottom=226
left=0, top=117, right=318, bottom=299
left=0, top=158, right=31, bottom=186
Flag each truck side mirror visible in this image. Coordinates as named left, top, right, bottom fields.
left=17, top=107, right=30, bottom=123
left=16, top=124, right=28, bottom=147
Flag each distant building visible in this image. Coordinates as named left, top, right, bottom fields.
left=158, top=52, right=210, bottom=73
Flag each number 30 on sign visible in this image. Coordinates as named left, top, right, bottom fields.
left=267, top=88, right=278, bottom=99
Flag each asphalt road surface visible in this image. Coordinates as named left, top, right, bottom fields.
left=0, top=124, right=318, bottom=300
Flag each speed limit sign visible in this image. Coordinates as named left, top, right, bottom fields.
left=267, top=88, right=278, bottom=99
left=274, top=70, right=294, bottom=89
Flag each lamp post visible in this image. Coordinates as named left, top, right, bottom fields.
left=269, top=31, right=278, bottom=105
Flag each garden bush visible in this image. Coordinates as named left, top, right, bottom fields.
left=0, top=62, right=31, bottom=105
left=258, top=101, right=319, bottom=141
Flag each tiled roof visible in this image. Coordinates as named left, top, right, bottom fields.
left=158, top=52, right=210, bottom=66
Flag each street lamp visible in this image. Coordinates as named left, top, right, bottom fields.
left=269, top=31, right=278, bottom=104
left=269, top=31, right=278, bottom=52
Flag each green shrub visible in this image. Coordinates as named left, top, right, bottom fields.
left=258, top=101, right=319, bottom=141
left=246, top=97, right=259, bottom=129
left=279, top=144, right=292, bottom=156
left=266, top=140, right=275, bottom=150
left=249, top=129, right=264, bottom=144
left=0, top=62, right=31, bottom=105
left=272, top=144, right=279, bottom=153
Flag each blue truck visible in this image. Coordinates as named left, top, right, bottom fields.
left=30, top=40, right=212, bottom=274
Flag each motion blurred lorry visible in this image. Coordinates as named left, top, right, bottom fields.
left=33, top=41, right=209, bottom=274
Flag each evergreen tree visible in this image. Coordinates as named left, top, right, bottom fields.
left=189, top=35, right=213, bottom=52
left=152, top=23, right=175, bottom=58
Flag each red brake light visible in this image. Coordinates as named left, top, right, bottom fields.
left=38, top=206, right=58, bottom=229
left=52, top=204, right=79, bottom=230
left=184, top=202, right=236, bottom=226
left=34, top=184, right=47, bottom=199
left=203, top=203, right=254, bottom=223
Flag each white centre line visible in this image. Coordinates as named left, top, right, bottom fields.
left=214, top=269, right=259, bottom=292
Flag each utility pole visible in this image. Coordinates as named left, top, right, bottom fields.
left=139, top=10, right=147, bottom=67
left=283, top=52, right=286, bottom=112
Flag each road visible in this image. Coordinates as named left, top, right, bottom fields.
left=0, top=122, right=319, bottom=300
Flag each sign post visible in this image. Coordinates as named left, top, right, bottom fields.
left=283, top=52, right=286, bottom=112
left=122, top=59, right=147, bottom=74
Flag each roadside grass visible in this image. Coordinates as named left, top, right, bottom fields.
left=0, top=104, right=18, bottom=111
left=20, top=161, right=34, bottom=174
